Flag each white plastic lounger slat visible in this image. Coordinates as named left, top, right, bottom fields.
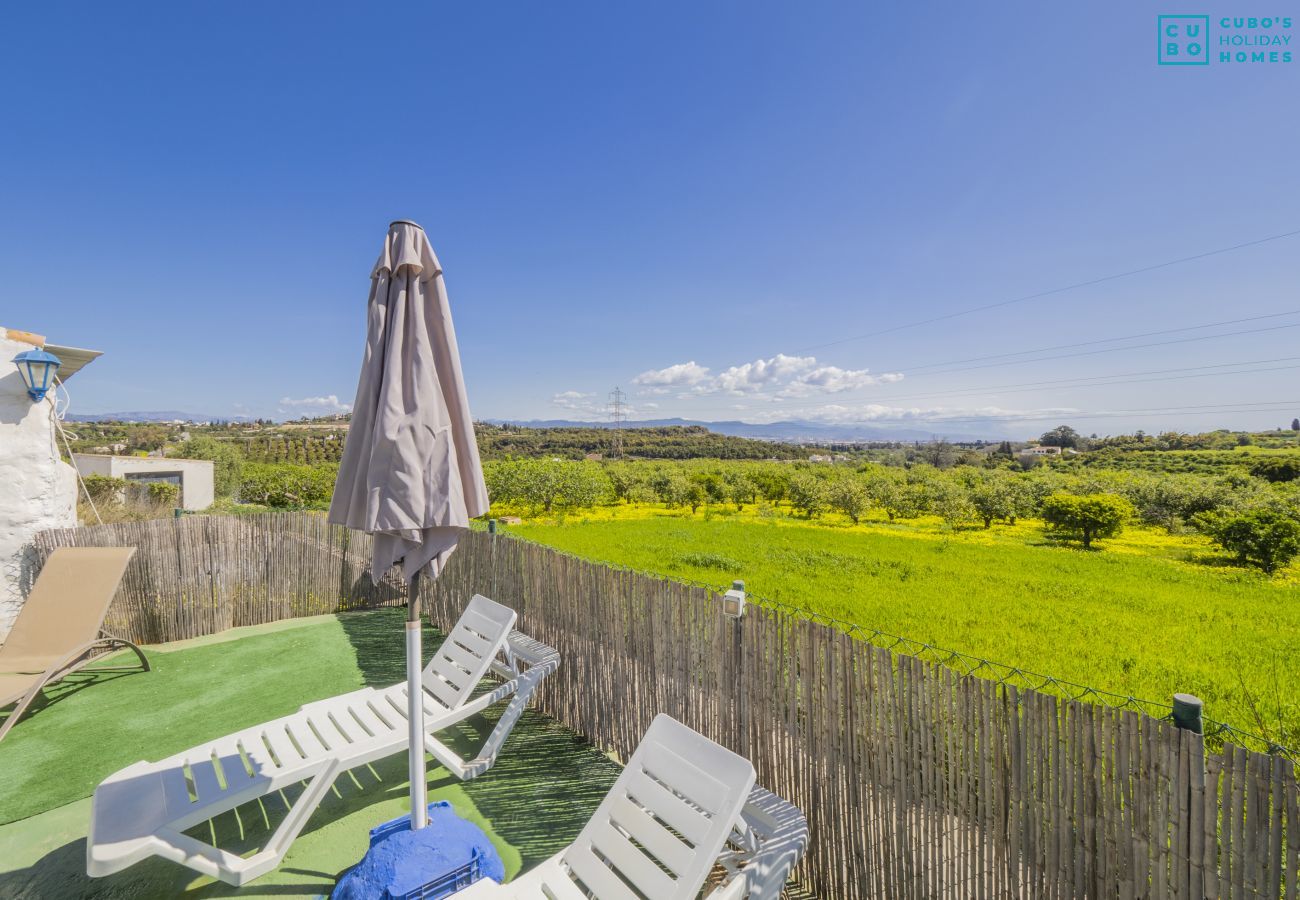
left=423, top=671, right=466, bottom=709
left=89, top=595, right=551, bottom=889
left=529, top=866, right=589, bottom=900
left=187, top=755, right=225, bottom=806
left=253, top=728, right=296, bottom=771
left=622, top=770, right=713, bottom=846
left=342, top=701, right=390, bottom=740
left=583, top=820, right=679, bottom=897
left=639, top=744, right=730, bottom=815
left=605, top=793, right=696, bottom=877
left=448, top=625, right=494, bottom=658
left=439, top=640, right=484, bottom=675
left=207, top=738, right=258, bottom=794
left=562, top=844, right=644, bottom=900
left=283, top=720, right=329, bottom=759
left=458, top=608, right=506, bottom=641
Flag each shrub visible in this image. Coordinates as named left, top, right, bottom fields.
left=1250, top=457, right=1300, bottom=483
left=1041, top=493, right=1133, bottom=549
left=1197, top=508, right=1300, bottom=574
left=239, top=463, right=337, bottom=508
left=81, top=473, right=127, bottom=505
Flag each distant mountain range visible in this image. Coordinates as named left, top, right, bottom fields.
left=67, top=410, right=998, bottom=442
left=67, top=411, right=250, bottom=423
left=485, top=417, right=998, bottom=443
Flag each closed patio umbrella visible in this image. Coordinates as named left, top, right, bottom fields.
left=329, top=220, right=489, bottom=830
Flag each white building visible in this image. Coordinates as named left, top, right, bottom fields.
left=73, top=454, right=214, bottom=511
left=0, top=326, right=102, bottom=640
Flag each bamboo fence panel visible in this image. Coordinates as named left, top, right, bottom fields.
left=29, top=514, right=1300, bottom=898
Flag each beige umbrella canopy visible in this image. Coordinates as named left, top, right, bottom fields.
left=329, top=220, right=489, bottom=583
left=328, top=220, right=489, bottom=829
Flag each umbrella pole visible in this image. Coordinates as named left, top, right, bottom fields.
left=406, top=572, right=428, bottom=830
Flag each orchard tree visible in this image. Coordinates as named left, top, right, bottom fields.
left=829, top=476, right=870, bottom=524
left=1040, top=493, right=1133, bottom=549
left=969, top=473, right=1016, bottom=528
left=788, top=471, right=829, bottom=518
left=723, top=470, right=758, bottom=510
left=1197, top=508, right=1300, bottom=574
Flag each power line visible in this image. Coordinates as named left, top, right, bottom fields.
left=677, top=324, right=1300, bottom=413
left=842, top=400, right=1300, bottom=427
left=912, top=321, right=1300, bottom=377
left=801, top=357, right=1300, bottom=406
left=793, top=227, right=1300, bottom=353
left=890, top=309, right=1300, bottom=374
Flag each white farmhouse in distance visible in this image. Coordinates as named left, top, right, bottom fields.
left=73, top=454, right=214, bottom=511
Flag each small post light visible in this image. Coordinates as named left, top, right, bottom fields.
left=1172, top=693, right=1204, bottom=734
left=13, top=348, right=62, bottom=402
left=722, top=579, right=746, bottom=619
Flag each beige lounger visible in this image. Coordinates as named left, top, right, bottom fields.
left=0, top=546, right=146, bottom=744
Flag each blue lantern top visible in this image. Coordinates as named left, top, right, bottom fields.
left=13, top=347, right=62, bottom=402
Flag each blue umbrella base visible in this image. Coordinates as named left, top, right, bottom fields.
left=332, top=801, right=505, bottom=900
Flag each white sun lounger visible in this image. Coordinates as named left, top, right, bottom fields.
left=87, top=594, right=559, bottom=886
left=452, top=714, right=808, bottom=899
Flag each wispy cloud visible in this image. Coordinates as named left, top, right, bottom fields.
left=634, top=353, right=904, bottom=398
left=748, top=403, right=1077, bottom=426
left=550, top=390, right=599, bottom=412
left=278, top=395, right=351, bottom=414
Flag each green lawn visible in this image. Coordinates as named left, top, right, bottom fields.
left=510, top=504, right=1300, bottom=746
left=0, top=610, right=621, bottom=899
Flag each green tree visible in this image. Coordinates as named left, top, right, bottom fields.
left=828, top=476, right=870, bottom=524
left=788, top=471, right=829, bottom=518
left=1040, top=493, right=1133, bottom=549
left=1196, top=508, right=1300, bottom=574
left=969, top=473, right=1015, bottom=528
left=722, top=470, right=758, bottom=510
left=1040, top=425, right=1083, bottom=449
left=172, top=436, right=244, bottom=498
left=927, top=480, right=976, bottom=530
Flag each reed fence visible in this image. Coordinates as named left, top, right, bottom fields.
left=32, top=512, right=1300, bottom=898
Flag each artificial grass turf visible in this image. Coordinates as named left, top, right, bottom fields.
left=0, top=614, right=370, bottom=825
left=0, top=609, right=624, bottom=899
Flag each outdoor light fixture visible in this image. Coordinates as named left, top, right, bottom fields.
left=722, top=580, right=746, bottom=618
left=13, top=348, right=62, bottom=402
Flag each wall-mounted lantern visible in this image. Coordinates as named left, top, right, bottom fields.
left=13, top=348, right=62, bottom=402
left=722, top=579, right=746, bottom=618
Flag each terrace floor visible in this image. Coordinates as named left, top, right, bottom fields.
left=0, top=609, right=625, bottom=899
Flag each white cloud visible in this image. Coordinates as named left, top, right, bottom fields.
left=632, top=361, right=712, bottom=388
left=634, top=353, right=904, bottom=399
left=713, top=354, right=816, bottom=394
left=279, top=395, right=351, bottom=413
left=746, top=403, right=1077, bottom=425
left=550, top=391, right=597, bottom=411
left=780, top=366, right=905, bottom=397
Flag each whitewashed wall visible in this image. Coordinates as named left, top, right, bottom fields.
left=0, top=333, right=78, bottom=641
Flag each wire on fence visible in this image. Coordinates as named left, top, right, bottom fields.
left=489, top=524, right=1297, bottom=762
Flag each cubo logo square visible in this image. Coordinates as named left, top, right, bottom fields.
left=1159, top=15, right=1211, bottom=64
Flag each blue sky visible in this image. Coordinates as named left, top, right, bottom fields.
left=2, top=2, right=1298, bottom=437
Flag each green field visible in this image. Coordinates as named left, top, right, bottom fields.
left=509, top=503, right=1300, bottom=746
